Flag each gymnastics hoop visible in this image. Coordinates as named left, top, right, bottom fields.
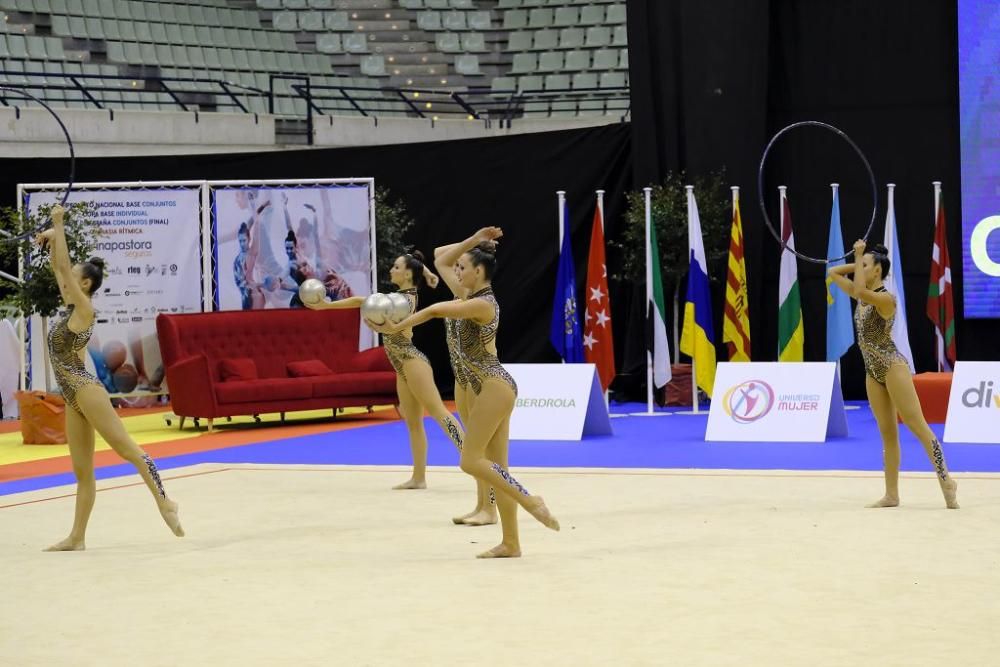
left=756, top=121, right=877, bottom=265
left=0, top=86, right=76, bottom=244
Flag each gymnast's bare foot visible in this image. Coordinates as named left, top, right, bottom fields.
left=941, top=478, right=960, bottom=509
left=865, top=495, right=900, bottom=508
left=43, top=536, right=86, bottom=552
left=524, top=496, right=560, bottom=531
left=461, top=508, right=498, bottom=526
left=476, top=542, right=521, bottom=559
left=159, top=499, right=185, bottom=537
left=393, top=478, right=427, bottom=490
left=452, top=507, right=480, bottom=524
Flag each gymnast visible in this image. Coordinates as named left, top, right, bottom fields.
left=828, top=239, right=959, bottom=509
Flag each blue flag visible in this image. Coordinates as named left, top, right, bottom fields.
left=825, top=188, right=854, bottom=360
left=550, top=202, right=584, bottom=362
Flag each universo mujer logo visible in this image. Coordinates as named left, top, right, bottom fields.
left=722, top=380, right=775, bottom=423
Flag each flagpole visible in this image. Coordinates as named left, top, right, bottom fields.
left=557, top=190, right=566, bottom=248
left=778, top=184, right=786, bottom=361
left=932, top=180, right=944, bottom=372
left=644, top=186, right=654, bottom=413
left=831, top=183, right=844, bottom=392
left=686, top=185, right=700, bottom=414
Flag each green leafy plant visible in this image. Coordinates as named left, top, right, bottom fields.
left=372, top=186, right=415, bottom=291
left=612, top=170, right=733, bottom=361
left=0, top=202, right=103, bottom=318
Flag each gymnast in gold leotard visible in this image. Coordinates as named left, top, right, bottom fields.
left=305, top=251, right=465, bottom=492
left=828, top=239, right=959, bottom=509
left=35, top=206, right=184, bottom=552
left=385, top=227, right=560, bottom=558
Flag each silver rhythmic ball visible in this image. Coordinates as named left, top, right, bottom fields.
left=386, top=292, right=412, bottom=324
left=298, top=278, right=327, bottom=305
left=361, top=293, right=393, bottom=326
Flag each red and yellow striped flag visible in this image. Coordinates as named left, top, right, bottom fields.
left=723, top=188, right=751, bottom=361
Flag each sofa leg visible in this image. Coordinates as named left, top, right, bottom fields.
left=280, top=412, right=286, bottom=423
left=207, top=418, right=214, bottom=433
left=179, top=416, right=186, bottom=430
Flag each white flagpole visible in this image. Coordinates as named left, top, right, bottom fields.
left=557, top=190, right=566, bottom=365
left=596, top=189, right=609, bottom=408
left=778, top=184, right=787, bottom=360
left=932, top=180, right=944, bottom=372
left=831, top=183, right=843, bottom=386
left=644, top=186, right=654, bottom=413
left=685, top=185, right=699, bottom=414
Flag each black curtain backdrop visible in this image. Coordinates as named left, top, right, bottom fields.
left=0, top=124, right=633, bottom=395
left=627, top=0, right=997, bottom=399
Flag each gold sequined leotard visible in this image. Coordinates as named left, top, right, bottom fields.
left=48, top=304, right=101, bottom=412
left=382, top=288, right=430, bottom=379
left=854, top=287, right=908, bottom=385
left=444, top=314, right=469, bottom=389
left=458, top=287, right=517, bottom=396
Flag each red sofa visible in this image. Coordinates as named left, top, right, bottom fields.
left=156, top=308, right=397, bottom=431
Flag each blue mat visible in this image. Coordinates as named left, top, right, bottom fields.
left=3, top=401, right=999, bottom=497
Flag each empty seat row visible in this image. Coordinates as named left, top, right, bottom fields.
left=3, top=0, right=263, bottom=29
left=511, top=48, right=627, bottom=73
left=316, top=32, right=370, bottom=53
left=51, top=17, right=298, bottom=52
left=508, top=25, right=626, bottom=51
left=415, top=11, right=492, bottom=31
left=493, top=70, right=627, bottom=93
left=399, top=0, right=475, bottom=8
left=360, top=52, right=480, bottom=76
left=498, top=0, right=622, bottom=7
left=105, top=40, right=331, bottom=73
left=503, top=5, right=625, bottom=29
left=434, top=31, right=486, bottom=53
left=0, top=33, right=67, bottom=60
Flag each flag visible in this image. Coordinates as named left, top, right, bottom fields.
left=679, top=187, right=717, bottom=396
left=778, top=188, right=805, bottom=361
left=647, top=207, right=671, bottom=388
left=583, top=200, right=615, bottom=390
left=722, top=190, right=751, bottom=362
left=825, top=187, right=854, bottom=360
left=927, top=194, right=956, bottom=370
left=550, top=201, right=584, bottom=362
left=883, top=185, right=915, bottom=373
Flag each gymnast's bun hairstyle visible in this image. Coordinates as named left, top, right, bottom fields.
left=401, top=249, right=427, bottom=288
left=81, top=257, right=105, bottom=295
left=466, top=241, right=497, bottom=280
left=868, top=243, right=890, bottom=277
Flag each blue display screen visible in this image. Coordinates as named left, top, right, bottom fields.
left=959, top=0, right=1000, bottom=318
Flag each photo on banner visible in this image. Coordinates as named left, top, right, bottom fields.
left=212, top=184, right=374, bottom=313
left=23, top=187, right=204, bottom=400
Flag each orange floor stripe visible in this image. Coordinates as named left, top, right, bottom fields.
left=0, top=409, right=401, bottom=483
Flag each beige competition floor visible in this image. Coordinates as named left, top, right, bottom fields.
left=2, top=464, right=999, bottom=667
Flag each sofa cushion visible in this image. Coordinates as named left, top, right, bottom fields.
left=341, top=346, right=393, bottom=373
left=219, top=357, right=258, bottom=382
left=287, top=359, right=334, bottom=377
left=312, top=372, right=398, bottom=398
left=216, top=378, right=313, bottom=404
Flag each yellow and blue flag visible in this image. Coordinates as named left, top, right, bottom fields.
left=679, top=186, right=717, bottom=397
left=826, top=186, right=854, bottom=360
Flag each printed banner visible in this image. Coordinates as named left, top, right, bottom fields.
left=943, top=361, right=1000, bottom=443
left=506, top=363, right=612, bottom=440
left=706, top=362, right=847, bottom=442
left=25, top=188, right=203, bottom=396
left=213, top=185, right=373, bottom=312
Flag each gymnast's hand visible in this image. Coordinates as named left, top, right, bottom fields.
left=34, top=228, right=55, bottom=249
left=474, top=226, right=503, bottom=244
left=853, top=239, right=866, bottom=256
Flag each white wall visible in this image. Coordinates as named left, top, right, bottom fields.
left=0, top=106, right=624, bottom=157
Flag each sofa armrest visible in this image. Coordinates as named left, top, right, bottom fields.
left=165, top=354, right=218, bottom=417
left=341, top=346, right=393, bottom=373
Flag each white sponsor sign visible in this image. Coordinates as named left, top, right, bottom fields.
left=706, top=362, right=847, bottom=442
left=25, top=188, right=203, bottom=395
left=943, top=361, right=1000, bottom=443
left=506, top=363, right=612, bottom=441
